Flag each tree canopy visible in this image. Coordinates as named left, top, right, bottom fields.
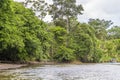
left=0, top=0, right=120, bottom=63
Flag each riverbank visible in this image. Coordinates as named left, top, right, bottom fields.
left=0, top=61, right=56, bottom=70
left=0, top=60, right=83, bottom=70
left=0, top=63, right=27, bottom=70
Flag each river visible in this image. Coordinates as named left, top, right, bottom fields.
left=0, top=63, right=120, bottom=80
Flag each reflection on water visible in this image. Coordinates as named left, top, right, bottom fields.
left=0, top=63, right=120, bottom=80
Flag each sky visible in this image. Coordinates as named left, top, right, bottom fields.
left=15, top=0, right=120, bottom=26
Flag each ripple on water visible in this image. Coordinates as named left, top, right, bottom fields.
left=0, top=64, right=120, bottom=80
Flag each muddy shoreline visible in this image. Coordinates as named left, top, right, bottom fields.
left=0, top=60, right=82, bottom=70
left=0, top=63, right=27, bottom=70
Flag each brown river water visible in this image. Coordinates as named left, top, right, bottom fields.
left=0, top=63, right=120, bottom=80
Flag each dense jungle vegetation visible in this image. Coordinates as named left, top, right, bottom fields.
left=0, top=0, right=120, bottom=63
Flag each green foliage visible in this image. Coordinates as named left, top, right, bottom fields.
left=53, top=18, right=67, bottom=28
left=112, top=39, right=120, bottom=61
left=108, top=26, right=120, bottom=39
left=91, top=40, right=107, bottom=62
left=50, top=26, right=67, bottom=44
left=71, top=23, right=96, bottom=62
left=0, top=25, right=26, bottom=61
left=93, top=39, right=120, bottom=62
left=48, top=26, right=67, bottom=61
left=88, top=18, right=113, bottom=40
left=0, top=1, right=50, bottom=62
left=88, top=18, right=113, bottom=29
left=1, top=0, right=120, bottom=63
left=54, top=46, right=75, bottom=62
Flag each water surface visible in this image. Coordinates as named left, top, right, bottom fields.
left=0, top=63, right=120, bottom=80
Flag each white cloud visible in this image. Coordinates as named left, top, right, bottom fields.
left=78, top=0, right=120, bottom=26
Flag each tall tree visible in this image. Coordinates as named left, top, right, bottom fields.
left=107, top=26, right=120, bottom=39
left=49, top=0, right=84, bottom=33
left=88, top=18, right=113, bottom=40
